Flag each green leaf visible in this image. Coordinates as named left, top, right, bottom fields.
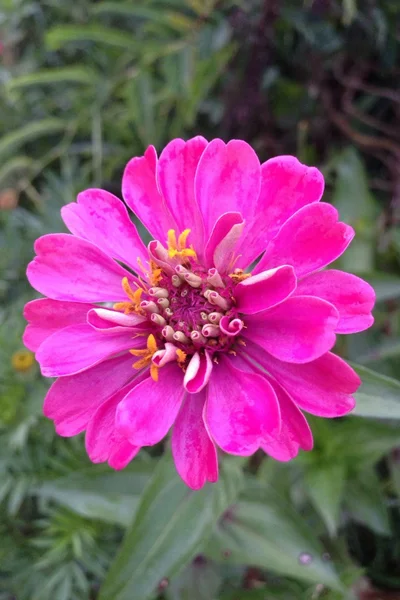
left=342, top=0, right=358, bottom=25
left=0, top=156, right=33, bottom=186
left=0, top=119, right=66, bottom=161
left=352, top=363, right=400, bottom=419
left=305, top=463, right=347, bottom=537
left=92, top=2, right=196, bottom=32
left=165, top=558, right=221, bottom=600
left=364, top=272, right=400, bottom=302
left=99, top=454, right=243, bottom=600
left=332, top=147, right=377, bottom=273
left=344, top=470, right=390, bottom=536
left=34, top=463, right=152, bottom=526
left=6, top=67, right=98, bottom=92
left=46, top=25, right=136, bottom=51
left=206, top=480, right=342, bottom=591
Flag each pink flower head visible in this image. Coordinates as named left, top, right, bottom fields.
left=24, top=137, right=375, bottom=489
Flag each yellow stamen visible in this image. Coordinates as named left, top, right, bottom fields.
left=228, top=269, right=252, bottom=283
left=114, top=278, right=144, bottom=315
left=167, top=228, right=197, bottom=260
left=150, top=363, right=159, bottom=382
left=150, top=260, right=163, bottom=285
left=130, top=334, right=159, bottom=375
left=176, top=349, right=187, bottom=364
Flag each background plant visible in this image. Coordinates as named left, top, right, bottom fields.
left=1, top=1, right=400, bottom=599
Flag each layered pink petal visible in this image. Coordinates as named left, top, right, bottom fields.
left=122, top=145, right=176, bottom=242
left=295, top=269, right=375, bottom=334
left=205, top=358, right=280, bottom=456
left=244, top=341, right=360, bottom=417
left=184, top=351, right=213, bottom=393
left=234, top=265, right=297, bottom=314
left=61, top=189, right=148, bottom=273
left=44, top=353, right=135, bottom=436
left=85, top=381, right=142, bottom=469
left=115, top=363, right=185, bottom=446
left=195, top=139, right=261, bottom=238
left=172, top=391, right=218, bottom=490
left=87, top=308, right=146, bottom=333
left=157, top=137, right=207, bottom=251
left=36, top=324, right=144, bottom=377
left=27, top=234, right=134, bottom=302
left=204, top=212, right=244, bottom=273
left=254, top=203, right=354, bottom=278
left=245, top=296, right=339, bottom=363
left=261, top=377, right=313, bottom=461
left=236, top=156, right=324, bottom=268
left=23, top=299, right=94, bottom=352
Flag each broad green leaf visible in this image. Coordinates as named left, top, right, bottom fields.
left=46, top=25, right=136, bottom=51
left=99, top=454, right=243, bottom=600
left=34, top=463, right=152, bottom=526
left=165, top=558, right=221, bottom=600
left=344, top=470, right=390, bottom=536
left=206, top=480, right=342, bottom=590
left=364, top=272, right=400, bottom=302
left=352, top=363, right=400, bottom=419
left=0, top=119, right=66, bottom=161
left=305, top=463, right=347, bottom=537
left=332, top=147, right=377, bottom=273
left=6, top=67, right=98, bottom=92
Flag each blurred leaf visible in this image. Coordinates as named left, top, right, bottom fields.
left=34, top=463, right=152, bottom=526
left=345, top=470, right=390, bottom=536
left=305, top=464, right=347, bottom=537
left=92, top=2, right=196, bottom=32
left=165, top=557, right=221, bottom=600
left=46, top=25, right=137, bottom=50
left=0, top=119, right=66, bottom=161
left=206, top=479, right=343, bottom=590
left=342, top=0, right=358, bottom=25
left=0, top=156, right=33, bottom=186
left=364, top=272, right=400, bottom=301
left=99, top=454, right=243, bottom=600
left=332, top=147, right=377, bottom=273
left=6, top=67, right=98, bottom=92
left=352, top=364, right=400, bottom=419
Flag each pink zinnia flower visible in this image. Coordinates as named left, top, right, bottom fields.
left=24, top=138, right=375, bottom=489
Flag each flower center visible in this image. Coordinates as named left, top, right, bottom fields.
left=115, top=229, right=250, bottom=380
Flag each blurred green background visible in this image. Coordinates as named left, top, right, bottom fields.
left=1, top=1, right=400, bottom=599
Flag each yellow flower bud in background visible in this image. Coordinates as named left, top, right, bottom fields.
left=11, top=350, right=35, bottom=373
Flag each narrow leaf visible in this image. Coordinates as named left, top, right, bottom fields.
left=352, top=363, right=400, bottom=419
left=305, top=463, right=347, bottom=537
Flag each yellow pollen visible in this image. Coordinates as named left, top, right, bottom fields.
left=114, top=278, right=144, bottom=314
left=228, top=269, right=252, bottom=283
left=11, top=350, right=35, bottom=372
left=176, top=349, right=187, bottom=364
left=130, top=334, right=159, bottom=379
left=150, top=260, right=163, bottom=285
left=167, top=228, right=197, bottom=260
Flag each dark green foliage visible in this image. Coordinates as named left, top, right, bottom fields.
left=2, top=1, right=400, bottom=598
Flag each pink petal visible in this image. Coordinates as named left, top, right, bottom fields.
left=23, top=299, right=94, bottom=352
left=122, top=145, right=176, bottom=242
left=87, top=308, right=146, bottom=333
left=204, top=358, right=281, bottom=456
left=157, top=137, right=207, bottom=251
left=172, top=390, right=218, bottom=490
left=245, top=296, right=339, bottom=363
left=44, top=353, right=135, bottom=436
left=204, top=212, right=244, bottom=273
left=261, top=377, right=313, bottom=461
left=184, top=351, right=213, bottom=393
left=85, top=381, right=141, bottom=467
left=115, top=363, right=185, bottom=446
left=236, top=156, right=324, bottom=268
left=244, top=341, right=360, bottom=417
left=295, top=269, right=375, bottom=334
left=61, top=189, right=148, bottom=274
left=195, top=139, right=261, bottom=238
left=36, top=324, right=144, bottom=377
left=254, top=203, right=355, bottom=278
left=234, top=265, right=297, bottom=314
left=27, top=234, right=134, bottom=302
